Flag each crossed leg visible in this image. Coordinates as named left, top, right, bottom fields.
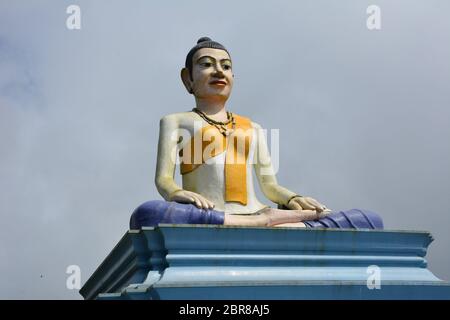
left=223, top=207, right=331, bottom=227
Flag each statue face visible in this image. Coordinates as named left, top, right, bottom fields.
left=188, top=48, right=233, bottom=100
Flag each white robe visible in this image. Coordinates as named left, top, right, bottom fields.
left=181, top=125, right=267, bottom=214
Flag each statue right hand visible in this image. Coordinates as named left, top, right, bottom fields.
left=169, top=190, right=215, bottom=210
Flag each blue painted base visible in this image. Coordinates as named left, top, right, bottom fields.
left=80, top=225, right=450, bottom=300
left=99, top=283, right=450, bottom=300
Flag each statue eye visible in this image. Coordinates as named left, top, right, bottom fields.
left=201, top=62, right=212, bottom=67
left=223, top=64, right=231, bottom=70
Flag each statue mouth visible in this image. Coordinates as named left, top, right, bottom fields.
left=209, top=80, right=227, bottom=86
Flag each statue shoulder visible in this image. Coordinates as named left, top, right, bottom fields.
left=232, top=113, right=257, bottom=126
left=231, top=113, right=265, bottom=132
left=250, top=121, right=262, bottom=129
left=160, top=111, right=195, bottom=126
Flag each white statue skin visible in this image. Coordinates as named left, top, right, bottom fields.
left=155, top=47, right=331, bottom=227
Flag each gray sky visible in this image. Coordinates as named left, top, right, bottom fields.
left=1, top=0, right=449, bottom=299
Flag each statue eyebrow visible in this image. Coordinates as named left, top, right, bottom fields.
left=196, top=55, right=232, bottom=64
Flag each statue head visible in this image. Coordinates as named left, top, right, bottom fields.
left=181, top=37, right=234, bottom=101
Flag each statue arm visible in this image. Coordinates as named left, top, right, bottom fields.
left=154, top=114, right=216, bottom=209
left=253, top=122, right=298, bottom=207
left=155, top=115, right=183, bottom=200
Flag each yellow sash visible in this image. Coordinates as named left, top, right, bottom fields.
left=179, top=114, right=252, bottom=205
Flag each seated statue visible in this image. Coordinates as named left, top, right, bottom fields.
left=130, top=37, right=383, bottom=230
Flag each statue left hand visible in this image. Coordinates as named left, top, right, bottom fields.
left=287, top=196, right=330, bottom=214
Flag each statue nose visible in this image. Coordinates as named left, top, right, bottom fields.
left=212, top=68, right=225, bottom=78
left=213, top=63, right=225, bottom=75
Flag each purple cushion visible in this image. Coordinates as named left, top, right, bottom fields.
left=130, top=200, right=225, bottom=229
left=303, top=209, right=383, bottom=229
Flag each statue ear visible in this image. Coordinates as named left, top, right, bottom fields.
left=180, top=68, right=193, bottom=94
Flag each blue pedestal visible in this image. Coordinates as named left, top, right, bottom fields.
left=80, top=225, right=450, bottom=300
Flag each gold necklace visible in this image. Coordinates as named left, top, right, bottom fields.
left=192, top=108, right=236, bottom=137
